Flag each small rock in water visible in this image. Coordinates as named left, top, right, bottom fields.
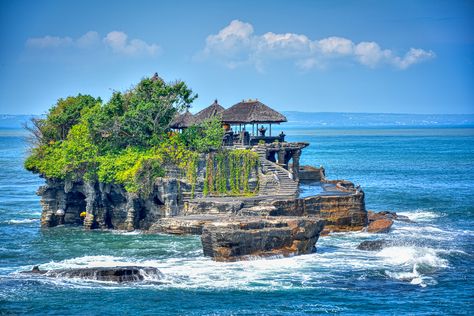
left=22, top=266, right=163, bottom=283
left=357, top=239, right=389, bottom=251
left=367, top=210, right=412, bottom=223
left=367, top=218, right=393, bottom=233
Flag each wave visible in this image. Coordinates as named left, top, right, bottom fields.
left=377, top=246, right=448, bottom=287
left=4, top=218, right=39, bottom=224
left=396, top=209, right=443, bottom=222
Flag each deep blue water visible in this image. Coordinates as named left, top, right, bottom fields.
left=1, top=127, right=473, bottom=315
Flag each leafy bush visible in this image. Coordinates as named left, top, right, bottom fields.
left=26, top=94, right=101, bottom=146
left=181, top=116, right=224, bottom=152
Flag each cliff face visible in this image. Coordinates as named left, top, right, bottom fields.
left=39, top=177, right=182, bottom=230
left=271, top=191, right=367, bottom=233
left=38, top=151, right=259, bottom=230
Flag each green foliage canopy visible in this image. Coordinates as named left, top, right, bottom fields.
left=25, top=75, right=202, bottom=193
left=24, top=74, right=254, bottom=197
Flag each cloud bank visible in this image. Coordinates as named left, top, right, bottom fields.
left=200, top=20, right=435, bottom=70
left=26, top=31, right=160, bottom=57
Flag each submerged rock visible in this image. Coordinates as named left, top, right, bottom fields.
left=22, top=266, right=163, bottom=283
left=200, top=216, right=325, bottom=261
left=357, top=239, right=389, bottom=251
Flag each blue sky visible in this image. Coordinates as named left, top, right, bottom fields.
left=0, top=0, right=473, bottom=114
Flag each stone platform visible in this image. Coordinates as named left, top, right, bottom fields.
left=150, top=215, right=325, bottom=261
left=201, top=216, right=325, bottom=261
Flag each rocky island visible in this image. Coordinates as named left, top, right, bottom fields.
left=26, top=73, right=369, bottom=262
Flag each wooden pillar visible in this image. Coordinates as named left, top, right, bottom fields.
left=269, top=123, right=272, bottom=136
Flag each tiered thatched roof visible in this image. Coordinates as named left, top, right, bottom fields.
left=221, top=100, right=287, bottom=124
left=169, top=110, right=194, bottom=129
left=193, top=99, right=225, bottom=124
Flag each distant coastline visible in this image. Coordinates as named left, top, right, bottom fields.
left=1, top=112, right=474, bottom=130
left=282, top=111, right=474, bottom=128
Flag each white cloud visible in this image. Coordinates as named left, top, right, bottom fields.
left=26, top=35, right=73, bottom=48
left=199, top=20, right=435, bottom=70
left=76, top=31, right=100, bottom=48
left=26, top=31, right=160, bottom=57
left=391, top=48, right=436, bottom=69
left=317, top=37, right=353, bottom=55
left=103, top=31, right=160, bottom=56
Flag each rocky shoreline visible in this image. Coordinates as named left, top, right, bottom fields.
left=36, top=143, right=372, bottom=261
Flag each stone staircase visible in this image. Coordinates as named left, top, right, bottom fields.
left=253, top=147, right=299, bottom=197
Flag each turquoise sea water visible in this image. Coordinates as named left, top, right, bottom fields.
left=1, top=127, right=473, bottom=315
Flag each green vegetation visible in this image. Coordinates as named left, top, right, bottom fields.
left=25, top=74, right=259, bottom=197
left=25, top=75, right=220, bottom=195
left=203, top=149, right=259, bottom=196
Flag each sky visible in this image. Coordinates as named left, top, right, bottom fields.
left=0, top=0, right=473, bottom=115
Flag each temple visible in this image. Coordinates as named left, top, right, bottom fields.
left=171, top=98, right=309, bottom=181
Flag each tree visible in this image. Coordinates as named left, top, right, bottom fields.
left=87, top=76, right=197, bottom=150
left=181, top=116, right=224, bottom=152
left=26, top=94, right=101, bottom=146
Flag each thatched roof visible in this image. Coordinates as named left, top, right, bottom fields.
left=221, top=99, right=287, bottom=124
left=170, top=110, right=194, bottom=129
left=193, top=100, right=225, bottom=124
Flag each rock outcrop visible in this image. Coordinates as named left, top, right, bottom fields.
left=364, top=210, right=413, bottom=233
left=39, top=177, right=182, bottom=231
left=22, top=266, right=163, bottom=283
left=367, top=218, right=393, bottom=233
left=367, top=210, right=411, bottom=223
left=357, top=239, right=389, bottom=251
left=200, top=216, right=325, bottom=261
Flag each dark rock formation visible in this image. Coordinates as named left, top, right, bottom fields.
left=357, top=239, right=389, bottom=251
left=22, top=266, right=163, bottom=283
left=39, top=178, right=182, bottom=231
left=200, top=216, right=325, bottom=261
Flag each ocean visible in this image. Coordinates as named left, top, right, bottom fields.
left=0, top=126, right=473, bottom=315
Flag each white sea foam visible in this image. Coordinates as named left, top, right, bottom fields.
left=5, top=218, right=39, bottom=224
left=14, top=225, right=454, bottom=290
left=109, top=230, right=143, bottom=235
left=377, top=246, right=447, bottom=287
left=397, top=210, right=443, bottom=222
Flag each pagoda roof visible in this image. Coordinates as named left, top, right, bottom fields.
left=221, top=99, right=287, bottom=124
left=193, top=99, right=225, bottom=124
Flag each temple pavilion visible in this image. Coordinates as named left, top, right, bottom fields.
left=171, top=99, right=288, bottom=146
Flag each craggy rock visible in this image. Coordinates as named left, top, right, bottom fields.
left=149, top=215, right=226, bottom=235
left=357, top=240, right=389, bottom=251
left=22, top=266, right=163, bottom=283
left=298, top=165, right=325, bottom=183
left=200, top=216, right=325, bottom=261
left=367, top=218, right=393, bottom=233
left=270, top=189, right=367, bottom=234
left=368, top=210, right=411, bottom=223
left=184, top=200, right=245, bottom=215
left=39, top=178, right=182, bottom=230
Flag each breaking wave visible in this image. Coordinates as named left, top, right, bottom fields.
left=4, top=218, right=39, bottom=224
